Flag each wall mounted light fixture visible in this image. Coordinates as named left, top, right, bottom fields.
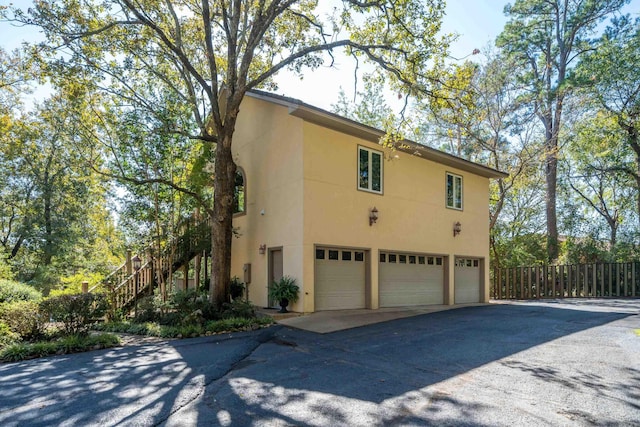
left=132, top=254, right=142, bottom=271
left=453, top=221, right=462, bottom=237
left=259, top=244, right=266, bottom=255
left=369, top=207, right=379, bottom=226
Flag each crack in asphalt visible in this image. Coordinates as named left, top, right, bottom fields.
left=152, top=327, right=280, bottom=426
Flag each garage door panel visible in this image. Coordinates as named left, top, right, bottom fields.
left=315, top=249, right=366, bottom=311
left=455, top=258, right=480, bottom=303
left=379, top=253, right=443, bottom=307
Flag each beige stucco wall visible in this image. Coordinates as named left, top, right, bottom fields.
left=230, top=96, right=305, bottom=311
left=232, top=95, right=492, bottom=312
left=301, top=122, right=491, bottom=311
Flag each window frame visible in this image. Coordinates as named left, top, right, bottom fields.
left=446, top=172, right=463, bottom=210
left=357, top=146, right=384, bottom=194
left=233, top=167, right=247, bottom=216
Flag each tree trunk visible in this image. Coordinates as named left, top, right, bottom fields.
left=545, top=142, right=559, bottom=263
left=209, top=128, right=237, bottom=307
left=609, top=220, right=617, bottom=248
left=43, top=174, right=53, bottom=266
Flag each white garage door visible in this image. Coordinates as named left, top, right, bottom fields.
left=455, top=258, right=481, bottom=303
left=379, top=253, right=444, bottom=307
left=315, top=247, right=366, bottom=310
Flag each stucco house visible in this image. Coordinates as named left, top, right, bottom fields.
left=230, top=90, right=507, bottom=313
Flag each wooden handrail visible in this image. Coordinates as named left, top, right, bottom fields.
left=94, top=215, right=212, bottom=312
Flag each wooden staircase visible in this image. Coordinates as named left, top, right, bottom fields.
left=91, top=216, right=212, bottom=312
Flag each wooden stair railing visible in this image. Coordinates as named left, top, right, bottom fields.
left=90, top=216, right=212, bottom=312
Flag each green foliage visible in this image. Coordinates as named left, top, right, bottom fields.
left=132, top=289, right=217, bottom=326
left=93, top=316, right=273, bottom=339
left=229, top=276, right=245, bottom=301
left=40, top=293, right=108, bottom=335
left=0, top=322, right=19, bottom=348
left=269, top=276, right=300, bottom=304
left=0, top=300, right=44, bottom=340
left=0, top=251, right=13, bottom=281
left=0, top=279, right=42, bottom=303
left=220, top=300, right=255, bottom=320
left=559, top=237, right=610, bottom=265
left=0, top=92, right=124, bottom=292
left=204, top=317, right=273, bottom=334
left=492, top=233, right=547, bottom=269
left=0, top=333, right=120, bottom=363
left=49, top=271, right=105, bottom=297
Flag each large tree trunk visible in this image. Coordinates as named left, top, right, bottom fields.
left=540, top=108, right=560, bottom=263
left=43, top=173, right=53, bottom=266
left=209, top=127, right=237, bottom=307
left=545, top=141, right=559, bottom=263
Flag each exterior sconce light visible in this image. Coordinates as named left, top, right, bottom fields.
left=453, top=221, right=462, bottom=237
left=369, top=207, right=379, bottom=226
left=132, top=254, right=142, bottom=271
left=259, top=244, right=266, bottom=255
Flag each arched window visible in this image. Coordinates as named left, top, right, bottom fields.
left=234, top=168, right=246, bottom=214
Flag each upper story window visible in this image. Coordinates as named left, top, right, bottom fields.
left=358, top=146, right=383, bottom=194
left=446, top=172, right=463, bottom=210
left=234, top=168, right=246, bottom=214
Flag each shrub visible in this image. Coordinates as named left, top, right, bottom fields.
left=220, top=300, right=255, bottom=319
left=0, top=279, right=42, bottom=303
left=0, top=333, right=120, bottom=363
left=133, top=295, right=161, bottom=323
left=230, top=276, right=245, bottom=300
left=161, top=289, right=217, bottom=325
left=0, top=301, right=44, bottom=340
left=40, top=293, right=109, bottom=335
left=0, top=322, right=19, bottom=348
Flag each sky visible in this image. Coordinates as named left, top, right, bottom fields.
left=0, top=0, right=637, bottom=110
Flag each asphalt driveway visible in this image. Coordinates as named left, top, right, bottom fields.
left=1, top=299, right=638, bottom=426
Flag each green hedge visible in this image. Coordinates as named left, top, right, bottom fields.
left=93, top=316, right=274, bottom=339
left=0, top=333, right=120, bottom=363
left=40, top=293, right=109, bottom=335
left=0, top=301, right=44, bottom=340
left=0, top=280, right=42, bottom=303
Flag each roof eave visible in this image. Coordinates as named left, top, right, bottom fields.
left=247, top=91, right=509, bottom=179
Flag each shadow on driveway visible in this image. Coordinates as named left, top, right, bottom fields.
left=186, top=302, right=640, bottom=426
left=0, top=301, right=638, bottom=426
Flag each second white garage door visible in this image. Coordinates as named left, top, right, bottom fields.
left=379, top=252, right=444, bottom=307
left=315, top=247, right=366, bottom=311
left=454, top=258, right=481, bottom=303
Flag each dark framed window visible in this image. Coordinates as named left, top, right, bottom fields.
left=427, top=257, right=434, bottom=265
left=418, top=256, right=425, bottom=264
left=316, top=249, right=325, bottom=260
left=380, top=253, right=386, bottom=263
left=328, top=250, right=339, bottom=260
left=234, top=168, right=246, bottom=214
left=342, top=251, right=352, bottom=261
left=389, top=254, right=397, bottom=263
left=436, top=257, right=442, bottom=266
left=409, top=255, right=416, bottom=264
left=399, top=255, right=407, bottom=264
left=358, top=146, right=383, bottom=194
left=446, top=172, right=463, bottom=210
left=473, top=259, right=479, bottom=267
left=354, top=251, right=364, bottom=261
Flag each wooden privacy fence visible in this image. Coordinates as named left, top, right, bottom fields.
left=493, top=262, right=640, bottom=300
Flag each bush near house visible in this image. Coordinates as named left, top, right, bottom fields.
left=0, top=290, right=118, bottom=363
left=0, top=300, right=44, bottom=340
left=40, top=293, right=109, bottom=335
